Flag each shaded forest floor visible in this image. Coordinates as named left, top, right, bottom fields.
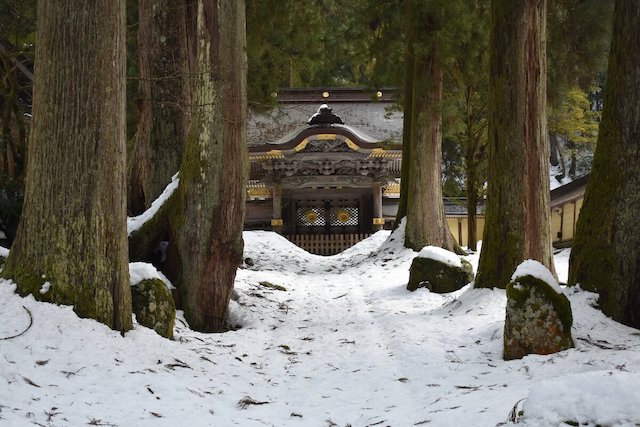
left=1, top=226, right=640, bottom=426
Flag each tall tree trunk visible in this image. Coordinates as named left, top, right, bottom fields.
left=394, top=0, right=415, bottom=227
left=405, top=48, right=458, bottom=252
left=128, top=0, right=190, bottom=215
left=466, top=157, right=478, bottom=252
left=465, top=86, right=482, bottom=253
left=475, top=0, right=554, bottom=289
left=569, top=1, right=640, bottom=328
left=170, top=0, right=247, bottom=332
left=1, top=0, right=132, bottom=331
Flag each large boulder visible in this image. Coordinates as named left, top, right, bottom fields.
left=504, top=260, right=574, bottom=360
left=407, top=246, right=473, bottom=293
left=131, top=279, right=176, bottom=339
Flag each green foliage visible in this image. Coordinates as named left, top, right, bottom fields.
left=0, top=0, right=35, bottom=180
left=0, top=0, right=36, bottom=46
left=246, top=0, right=399, bottom=108
left=547, top=0, right=614, bottom=102
left=440, top=0, right=490, bottom=198
left=549, top=87, right=600, bottom=148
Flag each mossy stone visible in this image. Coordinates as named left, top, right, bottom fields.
left=407, top=256, right=473, bottom=293
left=504, top=275, right=574, bottom=360
left=131, top=279, right=176, bottom=339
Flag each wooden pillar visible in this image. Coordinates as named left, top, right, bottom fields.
left=372, top=181, right=384, bottom=232
left=271, top=183, right=283, bottom=234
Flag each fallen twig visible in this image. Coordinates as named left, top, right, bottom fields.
left=0, top=306, right=32, bottom=340
left=237, top=396, right=271, bottom=409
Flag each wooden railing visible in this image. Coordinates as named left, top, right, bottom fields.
left=285, top=234, right=371, bottom=256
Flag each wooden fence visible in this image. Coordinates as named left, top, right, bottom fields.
left=285, top=234, right=371, bottom=256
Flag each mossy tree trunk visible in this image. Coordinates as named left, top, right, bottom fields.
left=402, top=5, right=460, bottom=253
left=1, top=0, right=132, bottom=332
left=404, top=46, right=458, bottom=253
left=475, top=0, right=555, bottom=289
left=168, top=0, right=247, bottom=332
left=128, top=0, right=191, bottom=215
left=394, top=0, right=414, bottom=227
left=568, top=1, right=640, bottom=328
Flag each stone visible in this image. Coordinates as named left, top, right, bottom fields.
left=407, top=256, right=473, bottom=293
left=504, top=275, right=574, bottom=360
left=131, top=279, right=176, bottom=339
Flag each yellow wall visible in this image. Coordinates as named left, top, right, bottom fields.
left=446, top=216, right=485, bottom=248
left=551, top=196, right=584, bottom=246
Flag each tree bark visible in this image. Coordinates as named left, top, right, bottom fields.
left=475, top=0, right=555, bottom=289
left=1, top=0, right=132, bottom=331
left=569, top=1, right=640, bottom=328
left=404, top=47, right=458, bottom=253
left=128, top=0, right=190, bottom=215
left=394, top=0, right=415, bottom=228
left=466, top=160, right=478, bottom=252
left=464, top=85, right=485, bottom=253
left=169, top=0, right=247, bottom=332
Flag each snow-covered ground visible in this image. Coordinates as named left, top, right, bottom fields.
left=2, top=227, right=640, bottom=426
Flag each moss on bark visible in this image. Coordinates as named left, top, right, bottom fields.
left=568, top=1, right=640, bottom=328
left=168, top=0, right=248, bottom=333
left=1, top=0, right=132, bottom=332
left=128, top=0, right=189, bottom=214
left=402, top=6, right=460, bottom=254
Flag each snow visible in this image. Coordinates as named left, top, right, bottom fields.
left=417, top=245, right=462, bottom=268
left=129, top=262, right=175, bottom=289
left=511, top=259, right=563, bottom=293
left=38, top=281, right=51, bottom=295
left=0, top=245, right=8, bottom=257
left=520, top=371, right=640, bottom=426
left=1, top=228, right=640, bottom=426
left=127, top=173, right=179, bottom=236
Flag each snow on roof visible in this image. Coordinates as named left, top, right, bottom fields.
left=248, top=102, right=403, bottom=146
left=511, top=259, right=562, bottom=293
left=417, top=245, right=462, bottom=268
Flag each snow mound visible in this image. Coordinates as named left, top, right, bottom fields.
left=129, top=262, right=175, bottom=289
left=521, top=371, right=640, bottom=426
left=0, top=245, right=8, bottom=257
left=417, top=245, right=462, bottom=268
left=512, top=259, right=562, bottom=293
